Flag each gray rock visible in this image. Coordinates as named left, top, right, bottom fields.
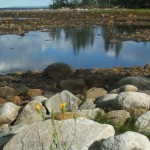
left=139, top=90, right=150, bottom=96
left=95, top=94, right=118, bottom=110
left=45, top=90, right=82, bottom=113
left=0, top=86, right=18, bottom=98
left=78, top=108, right=105, bottom=119
left=79, top=100, right=95, bottom=110
left=0, top=124, right=28, bottom=149
left=89, top=131, right=150, bottom=150
left=111, top=85, right=138, bottom=93
left=85, top=75, right=105, bottom=88
left=135, top=111, right=150, bottom=133
left=0, top=102, right=20, bottom=126
left=43, top=62, right=72, bottom=79
left=31, top=96, right=48, bottom=103
left=106, top=110, right=130, bottom=125
left=14, top=100, right=46, bottom=126
left=116, top=76, right=150, bottom=90
left=4, top=117, right=115, bottom=150
left=59, top=79, right=87, bottom=94
left=116, top=92, right=150, bottom=110
left=86, top=87, right=107, bottom=100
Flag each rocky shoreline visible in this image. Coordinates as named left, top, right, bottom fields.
left=1, top=63, right=150, bottom=149
left=0, top=63, right=150, bottom=105
left=0, top=10, right=150, bottom=41
left=0, top=9, right=150, bottom=149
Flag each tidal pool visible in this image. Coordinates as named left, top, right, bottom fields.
left=0, top=25, right=150, bottom=74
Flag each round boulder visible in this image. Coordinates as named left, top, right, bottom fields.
left=111, top=85, right=138, bottom=93
left=90, top=131, right=150, bottom=150
left=0, top=102, right=20, bottom=126
left=116, top=76, right=150, bottom=90
left=86, top=87, right=107, bottom=101
left=116, top=92, right=150, bottom=110
left=43, top=62, right=72, bottom=79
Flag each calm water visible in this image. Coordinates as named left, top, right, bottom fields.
left=0, top=25, right=150, bottom=74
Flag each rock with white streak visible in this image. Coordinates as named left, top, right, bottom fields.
left=4, top=117, right=115, bottom=150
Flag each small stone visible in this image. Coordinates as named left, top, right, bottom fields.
left=26, top=89, right=43, bottom=97
left=86, top=87, right=107, bottom=100
left=0, top=98, right=7, bottom=106
left=0, top=102, right=20, bottom=126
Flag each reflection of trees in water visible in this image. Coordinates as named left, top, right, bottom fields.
left=102, top=25, right=123, bottom=58
left=48, top=25, right=148, bottom=57
left=64, top=27, right=94, bottom=54
left=102, top=25, right=150, bottom=58
left=49, top=27, right=94, bottom=54
left=49, top=28, right=62, bottom=41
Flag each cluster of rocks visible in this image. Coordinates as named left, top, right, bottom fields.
left=1, top=63, right=150, bottom=149
left=112, top=29, right=150, bottom=42
left=0, top=10, right=150, bottom=36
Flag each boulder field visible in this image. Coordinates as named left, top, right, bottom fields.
left=1, top=62, right=150, bottom=149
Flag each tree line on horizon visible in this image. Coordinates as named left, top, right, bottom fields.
left=50, top=0, right=150, bottom=9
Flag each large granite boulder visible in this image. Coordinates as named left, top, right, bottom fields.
left=45, top=90, right=82, bottom=113
left=0, top=102, right=20, bottom=126
left=89, top=131, right=150, bottom=150
left=116, top=92, right=150, bottom=110
left=135, top=111, right=150, bottom=133
left=0, top=124, right=28, bottom=149
left=116, top=76, right=150, bottom=90
left=43, top=62, right=72, bottom=79
left=14, top=100, right=46, bottom=126
left=58, top=79, right=87, bottom=94
left=4, top=117, right=115, bottom=150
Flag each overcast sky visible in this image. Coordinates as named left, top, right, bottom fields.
left=0, top=0, right=51, bottom=8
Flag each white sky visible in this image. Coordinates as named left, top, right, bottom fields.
left=0, top=0, right=51, bottom=8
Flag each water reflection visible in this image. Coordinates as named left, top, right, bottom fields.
left=0, top=25, right=150, bottom=74
left=49, top=27, right=94, bottom=54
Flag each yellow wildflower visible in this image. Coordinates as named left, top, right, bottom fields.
left=60, top=102, right=67, bottom=110
left=35, top=103, right=41, bottom=111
